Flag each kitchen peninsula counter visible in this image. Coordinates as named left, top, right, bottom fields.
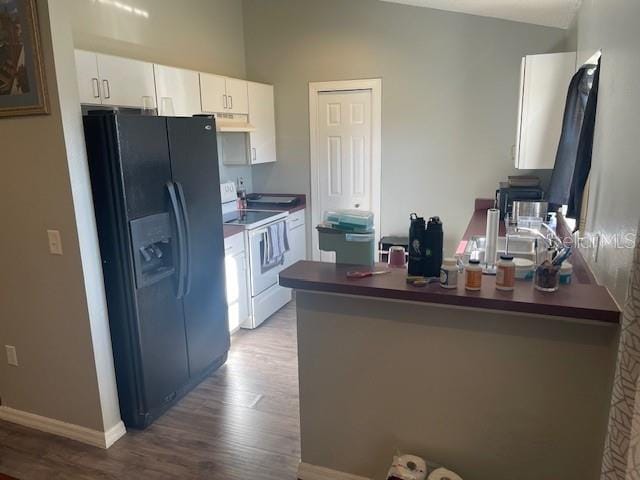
left=282, top=205, right=621, bottom=480
left=281, top=198, right=619, bottom=324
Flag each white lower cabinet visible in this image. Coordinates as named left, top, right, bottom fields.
left=286, top=209, right=307, bottom=267
left=224, top=232, right=250, bottom=333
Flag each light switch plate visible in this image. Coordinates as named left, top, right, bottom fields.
left=5, top=345, right=18, bottom=367
left=47, top=229, right=63, bottom=255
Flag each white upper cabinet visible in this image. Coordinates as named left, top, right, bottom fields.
left=154, top=64, right=201, bottom=116
left=200, top=73, right=227, bottom=113
left=75, top=50, right=101, bottom=105
left=96, top=53, right=156, bottom=109
left=248, top=81, right=277, bottom=165
left=200, top=73, right=249, bottom=114
left=225, top=78, right=249, bottom=115
left=74, top=50, right=156, bottom=109
left=515, top=52, right=576, bottom=170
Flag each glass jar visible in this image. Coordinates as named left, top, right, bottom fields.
left=534, top=261, right=560, bottom=292
left=388, top=246, right=407, bottom=268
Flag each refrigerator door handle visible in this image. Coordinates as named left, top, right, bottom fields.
left=175, top=181, right=193, bottom=297
left=166, top=181, right=187, bottom=298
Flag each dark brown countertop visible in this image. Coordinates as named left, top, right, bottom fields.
left=279, top=261, right=620, bottom=324
left=280, top=199, right=620, bottom=324
left=457, top=199, right=597, bottom=286
left=223, top=224, right=245, bottom=239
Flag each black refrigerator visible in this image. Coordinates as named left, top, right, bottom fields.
left=83, top=112, right=229, bottom=429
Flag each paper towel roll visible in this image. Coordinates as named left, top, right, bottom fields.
left=484, top=208, right=500, bottom=269
left=427, top=467, right=463, bottom=480
left=387, top=454, right=427, bottom=480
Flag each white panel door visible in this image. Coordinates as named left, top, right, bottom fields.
left=516, top=52, right=576, bottom=169
left=74, top=50, right=101, bottom=105
left=317, top=90, right=372, bottom=261
left=225, top=77, right=249, bottom=114
left=248, top=81, right=276, bottom=164
left=96, top=53, right=156, bottom=108
left=154, top=65, right=201, bottom=116
left=200, top=73, right=227, bottom=113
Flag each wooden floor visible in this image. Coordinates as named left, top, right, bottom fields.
left=0, top=302, right=300, bottom=479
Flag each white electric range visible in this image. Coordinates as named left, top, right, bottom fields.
left=221, top=182, right=292, bottom=329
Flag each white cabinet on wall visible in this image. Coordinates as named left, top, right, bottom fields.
left=74, top=50, right=156, bottom=109
left=225, top=77, right=249, bottom=114
left=200, top=73, right=249, bottom=114
left=199, top=73, right=226, bottom=113
left=75, top=49, right=101, bottom=105
left=248, top=82, right=277, bottom=165
left=515, top=52, right=576, bottom=170
left=154, top=64, right=201, bottom=116
left=224, top=232, right=250, bottom=333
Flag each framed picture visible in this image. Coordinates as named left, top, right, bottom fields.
left=0, top=0, right=49, bottom=117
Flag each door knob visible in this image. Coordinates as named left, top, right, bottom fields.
left=354, top=203, right=360, bottom=208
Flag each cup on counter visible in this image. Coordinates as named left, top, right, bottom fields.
left=534, top=261, right=560, bottom=292
left=388, top=246, right=407, bottom=268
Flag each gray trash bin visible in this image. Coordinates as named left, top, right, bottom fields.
left=317, top=226, right=376, bottom=266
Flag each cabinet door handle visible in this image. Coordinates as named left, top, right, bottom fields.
left=251, top=147, right=257, bottom=162
left=102, top=79, right=111, bottom=99
left=229, top=95, right=233, bottom=110
left=92, top=78, right=100, bottom=98
left=223, top=94, right=228, bottom=109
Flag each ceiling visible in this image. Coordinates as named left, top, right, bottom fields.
left=379, top=0, right=582, bottom=29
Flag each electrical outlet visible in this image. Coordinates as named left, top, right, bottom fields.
left=5, top=345, right=18, bottom=367
left=47, top=229, right=63, bottom=255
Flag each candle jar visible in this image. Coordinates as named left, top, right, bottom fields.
left=388, top=246, right=407, bottom=268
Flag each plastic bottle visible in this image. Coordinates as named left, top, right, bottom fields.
left=496, top=255, right=516, bottom=291
left=465, top=259, right=483, bottom=291
left=408, top=214, right=426, bottom=276
left=440, top=258, right=458, bottom=289
left=423, top=216, right=443, bottom=277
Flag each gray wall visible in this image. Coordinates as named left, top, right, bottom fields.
left=573, top=0, right=640, bottom=304
left=243, top=0, right=568, bottom=253
left=296, top=291, right=617, bottom=479
left=0, top=0, right=250, bottom=434
left=68, top=0, right=247, bottom=78
left=0, top=0, right=120, bottom=432
left=68, top=0, right=253, bottom=189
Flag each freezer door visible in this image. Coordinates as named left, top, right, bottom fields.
left=167, top=116, right=230, bottom=376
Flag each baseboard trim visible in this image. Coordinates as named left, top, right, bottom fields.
left=0, top=406, right=126, bottom=449
left=298, top=462, right=371, bottom=480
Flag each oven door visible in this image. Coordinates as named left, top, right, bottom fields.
left=248, top=220, right=287, bottom=297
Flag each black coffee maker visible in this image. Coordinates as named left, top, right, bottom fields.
left=408, top=214, right=443, bottom=278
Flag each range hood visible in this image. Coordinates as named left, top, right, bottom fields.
left=214, top=113, right=255, bottom=133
